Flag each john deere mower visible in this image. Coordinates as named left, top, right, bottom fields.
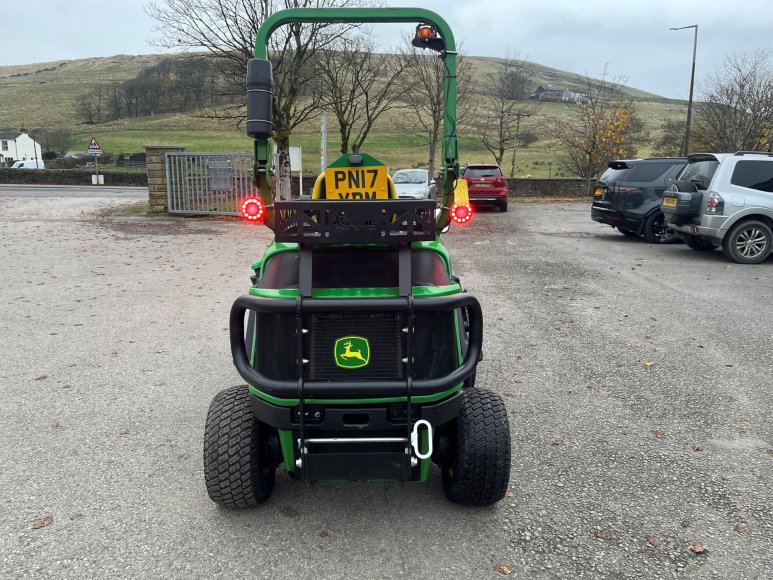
left=203, top=7, right=511, bottom=507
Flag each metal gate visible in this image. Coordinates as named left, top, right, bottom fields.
left=165, top=152, right=254, bottom=215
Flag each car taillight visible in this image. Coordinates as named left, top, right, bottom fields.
left=451, top=203, right=473, bottom=225
left=240, top=197, right=265, bottom=222
left=609, top=186, right=636, bottom=193
left=495, top=176, right=507, bottom=185
left=706, top=191, right=724, bottom=214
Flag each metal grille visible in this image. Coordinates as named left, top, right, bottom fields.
left=308, top=313, right=404, bottom=380
left=165, top=152, right=253, bottom=215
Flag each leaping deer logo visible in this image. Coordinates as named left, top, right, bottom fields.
left=335, top=336, right=370, bottom=369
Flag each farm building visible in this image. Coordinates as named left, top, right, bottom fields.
left=0, top=131, right=43, bottom=165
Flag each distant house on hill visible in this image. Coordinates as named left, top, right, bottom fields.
left=532, top=85, right=591, bottom=105
left=0, top=131, right=43, bottom=165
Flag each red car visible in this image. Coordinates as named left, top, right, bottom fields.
left=461, top=164, right=509, bottom=212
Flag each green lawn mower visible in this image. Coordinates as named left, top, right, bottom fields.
left=203, top=7, right=511, bottom=507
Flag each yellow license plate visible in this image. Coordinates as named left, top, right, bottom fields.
left=324, top=166, right=389, bottom=200
left=594, top=187, right=603, bottom=198
left=662, top=197, right=678, bottom=208
left=475, top=183, right=490, bottom=188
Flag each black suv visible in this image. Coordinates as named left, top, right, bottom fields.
left=591, top=157, right=687, bottom=243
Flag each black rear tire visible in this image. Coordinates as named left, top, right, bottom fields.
left=721, top=220, right=773, bottom=264
left=499, top=200, right=508, bottom=212
left=683, top=234, right=716, bottom=252
left=617, top=227, right=639, bottom=238
left=203, top=385, right=276, bottom=508
left=442, top=389, right=511, bottom=506
left=643, top=211, right=676, bottom=244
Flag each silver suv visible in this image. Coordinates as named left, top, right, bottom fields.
left=661, top=152, right=773, bottom=264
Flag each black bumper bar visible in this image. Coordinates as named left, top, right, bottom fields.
left=229, top=293, right=482, bottom=399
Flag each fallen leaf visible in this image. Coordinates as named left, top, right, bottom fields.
left=31, top=516, right=53, bottom=529
left=689, top=541, right=705, bottom=554
left=594, top=530, right=612, bottom=541
left=767, top=449, right=773, bottom=457
left=624, top=342, right=632, bottom=348
left=681, top=520, right=690, bottom=529
left=505, top=491, right=513, bottom=498
left=51, top=421, right=62, bottom=430
left=493, top=564, right=513, bottom=576
left=34, top=375, right=48, bottom=381
left=119, top=429, right=129, bottom=436
left=645, top=335, right=652, bottom=340
left=693, top=445, right=704, bottom=452
left=551, top=438, right=564, bottom=446
left=647, top=536, right=662, bottom=547
left=725, top=364, right=734, bottom=367
left=643, top=361, right=655, bottom=367
left=280, top=506, right=299, bottom=518
left=735, top=523, right=746, bottom=534
left=654, top=431, right=667, bottom=440
left=319, top=530, right=330, bottom=538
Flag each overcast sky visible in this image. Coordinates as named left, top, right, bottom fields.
left=1, top=0, right=771, bottom=99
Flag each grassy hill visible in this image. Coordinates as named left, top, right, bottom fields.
left=0, top=53, right=687, bottom=177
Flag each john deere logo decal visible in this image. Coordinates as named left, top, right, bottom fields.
left=335, top=336, right=370, bottom=369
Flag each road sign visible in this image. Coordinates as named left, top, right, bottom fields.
left=88, top=137, right=102, bottom=154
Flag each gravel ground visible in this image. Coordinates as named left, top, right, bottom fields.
left=1, top=191, right=771, bottom=579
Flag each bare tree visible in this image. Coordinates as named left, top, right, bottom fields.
left=474, top=51, right=536, bottom=167
left=397, top=39, right=472, bottom=177
left=653, top=118, right=686, bottom=157
left=692, top=50, right=773, bottom=152
left=553, top=69, right=643, bottom=194
left=146, top=0, right=368, bottom=195
left=49, top=129, right=73, bottom=154
left=315, top=35, right=407, bottom=155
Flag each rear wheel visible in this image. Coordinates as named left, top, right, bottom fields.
left=442, top=389, right=511, bottom=506
left=683, top=234, right=716, bottom=252
left=617, top=227, right=639, bottom=238
left=722, top=220, right=773, bottom=264
left=203, top=385, right=276, bottom=508
left=499, top=200, right=508, bottom=212
left=643, top=211, right=676, bottom=244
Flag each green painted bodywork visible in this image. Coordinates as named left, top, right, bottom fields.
left=244, top=8, right=466, bottom=483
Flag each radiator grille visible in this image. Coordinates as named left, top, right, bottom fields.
left=309, top=313, right=404, bottom=380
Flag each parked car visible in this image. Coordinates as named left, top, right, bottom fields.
left=661, top=151, right=773, bottom=264
left=392, top=168, right=431, bottom=199
left=591, top=157, right=686, bottom=243
left=10, top=159, right=45, bottom=169
left=460, top=164, right=508, bottom=212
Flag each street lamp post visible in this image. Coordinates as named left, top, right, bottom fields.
left=669, top=24, right=698, bottom=156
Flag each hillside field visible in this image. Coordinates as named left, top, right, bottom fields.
left=0, top=53, right=687, bottom=177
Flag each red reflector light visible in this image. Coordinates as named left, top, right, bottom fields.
left=451, top=203, right=473, bottom=225
left=240, top=197, right=265, bottom=222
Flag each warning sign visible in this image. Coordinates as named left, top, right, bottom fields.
left=88, top=137, right=102, bottom=154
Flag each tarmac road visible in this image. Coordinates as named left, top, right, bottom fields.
left=1, top=193, right=771, bottom=579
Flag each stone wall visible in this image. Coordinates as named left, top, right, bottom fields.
left=0, top=169, right=147, bottom=186
left=144, top=144, right=185, bottom=215
left=506, top=178, right=589, bottom=198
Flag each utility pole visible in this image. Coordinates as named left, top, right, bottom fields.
left=509, top=112, right=531, bottom=178
left=669, top=24, right=698, bottom=156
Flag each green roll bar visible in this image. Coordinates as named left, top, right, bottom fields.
left=250, top=7, right=458, bottom=231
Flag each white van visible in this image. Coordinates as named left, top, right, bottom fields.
left=11, top=159, right=45, bottom=169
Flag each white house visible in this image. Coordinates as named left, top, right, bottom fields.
left=0, top=131, right=43, bottom=165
